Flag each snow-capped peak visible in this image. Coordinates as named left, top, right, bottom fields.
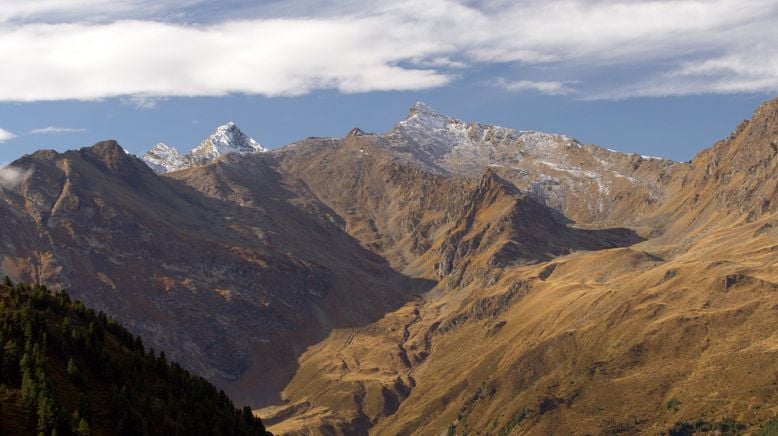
left=385, top=101, right=584, bottom=169
left=140, top=123, right=267, bottom=173
left=190, top=122, right=267, bottom=162
left=400, top=101, right=450, bottom=132
left=409, top=101, right=441, bottom=118
left=151, top=142, right=179, bottom=154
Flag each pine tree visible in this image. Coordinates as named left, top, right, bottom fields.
left=20, top=367, right=37, bottom=406
left=75, top=418, right=91, bottom=436
left=67, top=357, right=78, bottom=379
left=36, top=392, right=56, bottom=434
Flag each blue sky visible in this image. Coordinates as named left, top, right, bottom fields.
left=1, top=0, right=777, bottom=164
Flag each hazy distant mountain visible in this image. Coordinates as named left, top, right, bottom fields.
left=2, top=100, right=777, bottom=434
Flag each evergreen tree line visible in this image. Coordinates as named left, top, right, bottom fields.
left=0, top=277, right=271, bottom=435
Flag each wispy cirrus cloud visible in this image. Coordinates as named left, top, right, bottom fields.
left=0, top=0, right=776, bottom=101
left=120, top=95, right=167, bottom=110
left=0, top=128, right=16, bottom=143
left=29, top=126, right=86, bottom=134
left=494, top=78, right=579, bottom=96
left=0, top=0, right=205, bottom=23
left=590, top=51, right=778, bottom=100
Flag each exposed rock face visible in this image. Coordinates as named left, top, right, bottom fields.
left=2, top=99, right=778, bottom=435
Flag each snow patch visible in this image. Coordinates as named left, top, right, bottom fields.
left=537, top=160, right=600, bottom=179
left=142, top=142, right=186, bottom=173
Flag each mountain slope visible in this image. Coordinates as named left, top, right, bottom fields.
left=0, top=140, right=424, bottom=406
left=647, top=98, right=778, bottom=240
left=265, top=219, right=778, bottom=434
left=258, top=100, right=778, bottom=434
left=0, top=280, right=270, bottom=435
left=369, top=220, right=778, bottom=435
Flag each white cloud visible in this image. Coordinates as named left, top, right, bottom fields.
left=29, top=126, right=86, bottom=134
left=0, top=18, right=451, bottom=100
left=0, top=128, right=16, bottom=142
left=0, top=0, right=776, bottom=100
left=495, top=79, right=578, bottom=96
left=0, top=165, right=32, bottom=189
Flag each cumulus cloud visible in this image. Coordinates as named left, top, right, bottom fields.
left=0, top=165, right=32, bottom=189
left=29, top=126, right=86, bottom=134
left=0, top=0, right=776, bottom=100
left=0, top=18, right=451, bottom=100
left=0, top=128, right=16, bottom=142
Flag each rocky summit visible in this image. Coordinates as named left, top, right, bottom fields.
left=1, top=100, right=777, bottom=434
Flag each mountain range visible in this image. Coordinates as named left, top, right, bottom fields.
left=1, top=100, right=777, bottom=434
